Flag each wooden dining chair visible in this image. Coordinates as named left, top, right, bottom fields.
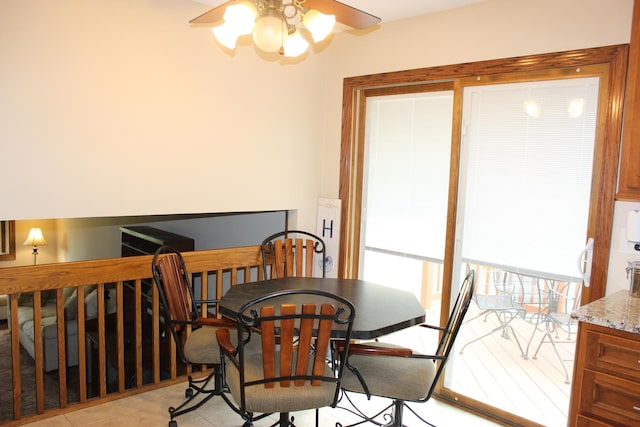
left=337, top=270, right=475, bottom=427
left=216, top=289, right=356, bottom=427
left=261, top=230, right=326, bottom=279
left=152, top=246, right=238, bottom=427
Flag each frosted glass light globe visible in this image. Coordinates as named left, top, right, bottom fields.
left=224, top=2, right=256, bottom=36
left=303, top=9, right=335, bottom=42
left=252, top=15, right=285, bottom=53
left=212, top=23, right=240, bottom=49
left=283, top=30, right=309, bottom=57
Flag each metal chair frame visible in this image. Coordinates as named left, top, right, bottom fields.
left=531, top=280, right=582, bottom=383
left=217, top=289, right=356, bottom=427
left=336, top=270, right=475, bottom=427
left=261, top=230, right=327, bottom=279
left=151, top=246, right=236, bottom=427
left=458, top=269, right=528, bottom=357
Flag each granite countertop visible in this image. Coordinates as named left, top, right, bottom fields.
left=572, top=290, right=640, bottom=334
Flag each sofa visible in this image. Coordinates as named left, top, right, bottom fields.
left=12, top=287, right=116, bottom=372
left=0, top=294, right=7, bottom=321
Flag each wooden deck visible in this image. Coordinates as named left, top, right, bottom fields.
left=375, top=303, right=576, bottom=427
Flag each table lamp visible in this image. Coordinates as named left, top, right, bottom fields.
left=23, top=227, right=47, bottom=265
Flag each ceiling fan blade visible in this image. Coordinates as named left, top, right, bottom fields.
left=189, top=0, right=237, bottom=24
left=305, top=0, right=381, bottom=29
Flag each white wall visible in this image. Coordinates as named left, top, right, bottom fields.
left=607, top=202, right=640, bottom=294
left=0, top=0, right=327, bottom=230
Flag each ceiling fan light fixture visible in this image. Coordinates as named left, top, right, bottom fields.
left=223, top=1, right=257, bottom=35
left=193, top=0, right=380, bottom=58
left=283, top=29, right=309, bottom=57
left=212, top=22, right=241, bottom=49
left=302, top=9, right=336, bottom=43
left=252, top=14, right=286, bottom=53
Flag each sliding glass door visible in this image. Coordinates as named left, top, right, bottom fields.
left=340, top=47, right=626, bottom=426
left=444, top=75, right=600, bottom=427
left=360, top=85, right=454, bottom=327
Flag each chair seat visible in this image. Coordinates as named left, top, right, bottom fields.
left=225, top=352, right=337, bottom=414
left=341, top=342, right=436, bottom=402
left=184, top=326, right=259, bottom=365
left=183, top=326, right=224, bottom=364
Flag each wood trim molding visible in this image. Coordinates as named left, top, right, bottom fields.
left=338, top=45, right=628, bottom=308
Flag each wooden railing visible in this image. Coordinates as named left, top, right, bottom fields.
left=0, top=245, right=263, bottom=425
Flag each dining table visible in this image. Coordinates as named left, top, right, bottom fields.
left=219, top=276, right=426, bottom=340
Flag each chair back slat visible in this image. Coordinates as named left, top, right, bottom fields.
left=260, top=305, right=277, bottom=388
left=285, top=239, right=295, bottom=276
left=295, top=238, right=304, bottom=277
left=303, top=239, right=314, bottom=277
left=278, top=304, right=296, bottom=387
left=294, top=303, right=316, bottom=386
left=311, top=304, right=335, bottom=385
left=273, top=240, right=286, bottom=279
left=156, top=253, right=193, bottom=323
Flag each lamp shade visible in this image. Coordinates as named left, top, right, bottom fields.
left=23, top=228, right=47, bottom=246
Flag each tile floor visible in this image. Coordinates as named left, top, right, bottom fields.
left=24, top=382, right=502, bottom=427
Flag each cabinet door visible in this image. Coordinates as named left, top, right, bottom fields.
left=576, top=415, right=615, bottom=427
left=584, top=328, right=640, bottom=381
left=618, top=0, right=640, bottom=199
left=579, top=369, right=640, bottom=425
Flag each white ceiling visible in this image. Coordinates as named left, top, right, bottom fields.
left=339, top=0, right=485, bottom=22
left=192, top=0, right=486, bottom=24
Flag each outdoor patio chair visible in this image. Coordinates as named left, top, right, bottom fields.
left=458, top=267, right=527, bottom=357
left=531, top=280, right=582, bottom=383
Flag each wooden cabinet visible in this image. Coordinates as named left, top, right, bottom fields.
left=569, top=322, right=640, bottom=426
left=618, top=0, right=640, bottom=199
left=120, top=225, right=194, bottom=257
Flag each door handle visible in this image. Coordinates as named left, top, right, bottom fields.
left=577, top=238, right=594, bottom=287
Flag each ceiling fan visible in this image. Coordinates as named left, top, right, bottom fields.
left=190, top=0, right=381, bottom=29
left=190, top=0, right=381, bottom=57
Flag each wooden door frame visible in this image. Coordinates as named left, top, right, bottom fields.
left=338, top=45, right=628, bottom=310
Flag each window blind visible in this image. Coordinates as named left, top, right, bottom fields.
left=458, top=77, right=599, bottom=279
left=363, top=91, right=454, bottom=261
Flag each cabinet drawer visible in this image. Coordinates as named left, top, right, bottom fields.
left=576, top=414, right=614, bottom=427
left=579, top=369, right=640, bottom=426
left=585, top=329, right=640, bottom=381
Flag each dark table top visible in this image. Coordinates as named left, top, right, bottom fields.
left=219, top=277, right=426, bottom=340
